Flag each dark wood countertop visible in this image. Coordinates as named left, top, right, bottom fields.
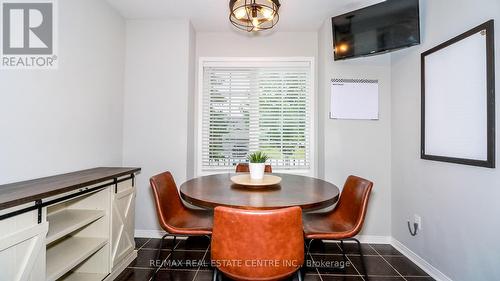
left=0, top=167, right=141, bottom=211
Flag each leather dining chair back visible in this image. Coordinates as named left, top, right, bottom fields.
left=150, top=171, right=187, bottom=233
left=211, top=206, right=304, bottom=281
left=235, top=163, right=273, bottom=173
left=334, top=175, right=373, bottom=235
left=150, top=171, right=212, bottom=235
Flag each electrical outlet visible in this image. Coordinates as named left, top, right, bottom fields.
left=414, top=214, right=422, bottom=231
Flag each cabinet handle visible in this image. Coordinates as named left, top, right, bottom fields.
left=36, top=199, right=42, bottom=224
left=114, top=174, right=135, bottom=194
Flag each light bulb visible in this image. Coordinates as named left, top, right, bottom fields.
left=336, top=43, right=349, bottom=53
left=261, top=7, right=274, bottom=20
left=234, top=7, right=247, bottom=19
left=252, top=17, right=260, bottom=27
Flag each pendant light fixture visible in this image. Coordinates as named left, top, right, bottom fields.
left=229, top=0, right=280, bottom=32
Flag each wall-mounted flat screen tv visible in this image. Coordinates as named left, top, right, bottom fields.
left=332, top=0, right=420, bottom=60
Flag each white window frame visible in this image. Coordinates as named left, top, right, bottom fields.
left=195, top=57, right=316, bottom=177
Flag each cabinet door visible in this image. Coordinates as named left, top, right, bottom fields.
left=110, top=178, right=136, bottom=268
left=0, top=209, right=48, bottom=281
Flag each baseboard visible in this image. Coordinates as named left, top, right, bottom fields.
left=135, top=229, right=166, bottom=238
left=134, top=229, right=189, bottom=239
left=391, top=238, right=453, bottom=281
left=322, top=235, right=391, bottom=244
left=357, top=235, right=392, bottom=244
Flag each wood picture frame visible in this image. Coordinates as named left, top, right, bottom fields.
left=421, top=20, right=495, bottom=168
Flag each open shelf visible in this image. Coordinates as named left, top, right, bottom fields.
left=46, top=237, right=107, bottom=281
left=46, top=209, right=105, bottom=244
left=59, top=272, right=108, bottom=281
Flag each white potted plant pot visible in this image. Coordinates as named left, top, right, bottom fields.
left=249, top=163, right=265, bottom=180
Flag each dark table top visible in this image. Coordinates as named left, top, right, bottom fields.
left=180, top=173, right=340, bottom=211
left=0, top=167, right=141, bottom=210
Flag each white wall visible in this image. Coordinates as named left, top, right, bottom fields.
left=318, top=20, right=392, bottom=238
left=196, top=31, right=318, bottom=58
left=122, top=20, right=194, bottom=232
left=391, top=0, right=500, bottom=280
left=0, top=0, right=125, bottom=184
left=186, top=23, right=197, bottom=179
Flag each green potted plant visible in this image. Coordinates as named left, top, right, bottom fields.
left=247, top=151, right=269, bottom=180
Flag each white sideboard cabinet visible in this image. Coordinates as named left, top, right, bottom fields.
left=0, top=167, right=141, bottom=281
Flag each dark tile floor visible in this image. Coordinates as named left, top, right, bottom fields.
left=115, top=237, right=435, bottom=281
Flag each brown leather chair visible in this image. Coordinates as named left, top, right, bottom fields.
left=211, top=206, right=304, bottom=281
left=235, top=163, right=273, bottom=173
left=303, top=175, right=373, bottom=275
left=150, top=171, right=212, bottom=272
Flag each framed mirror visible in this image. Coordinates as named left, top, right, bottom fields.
left=421, top=20, right=495, bottom=168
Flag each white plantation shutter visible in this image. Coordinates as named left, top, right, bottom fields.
left=201, top=61, right=312, bottom=171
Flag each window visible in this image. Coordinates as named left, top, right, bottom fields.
left=198, top=58, right=314, bottom=174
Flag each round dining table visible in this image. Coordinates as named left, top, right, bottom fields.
left=180, top=173, right=340, bottom=211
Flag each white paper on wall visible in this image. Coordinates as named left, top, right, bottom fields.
left=330, top=79, right=379, bottom=120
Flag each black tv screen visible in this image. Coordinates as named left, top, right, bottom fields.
left=332, top=0, right=420, bottom=60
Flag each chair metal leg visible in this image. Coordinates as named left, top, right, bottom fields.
left=212, top=268, right=218, bottom=281
left=153, top=233, right=170, bottom=281
left=171, top=235, right=177, bottom=251
left=296, top=268, right=303, bottom=281
left=305, top=239, right=314, bottom=258
left=352, top=238, right=368, bottom=280
left=339, top=240, right=347, bottom=271
left=304, top=238, right=314, bottom=269
left=156, top=234, right=169, bottom=263
left=205, top=235, right=213, bottom=269
left=215, top=267, right=223, bottom=281
left=169, top=235, right=177, bottom=268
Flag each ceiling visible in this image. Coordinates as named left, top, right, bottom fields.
left=105, top=0, right=385, bottom=32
